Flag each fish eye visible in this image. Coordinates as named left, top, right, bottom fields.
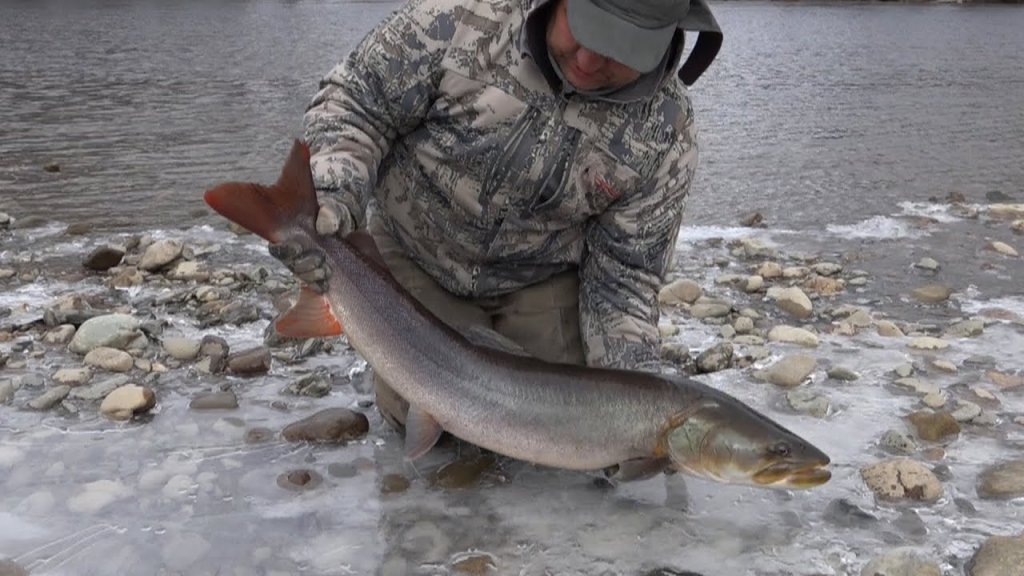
left=769, top=441, right=792, bottom=458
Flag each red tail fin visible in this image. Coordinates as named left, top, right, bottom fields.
left=203, top=140, right=319, bottom=243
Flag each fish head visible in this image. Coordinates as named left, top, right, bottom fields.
left=664, top=399, right=831, bottom=489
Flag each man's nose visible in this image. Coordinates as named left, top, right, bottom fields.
left=575, top=47, right=607, bottom=73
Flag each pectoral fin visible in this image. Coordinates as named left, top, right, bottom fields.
left=404, top=405, right=444, bottom=460
left=603, top=457, right=671, bottom=482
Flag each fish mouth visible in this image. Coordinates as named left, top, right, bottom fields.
left=752, top=462, right=832, bottom=489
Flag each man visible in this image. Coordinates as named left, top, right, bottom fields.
left=277, top=0, right=722, bottom=428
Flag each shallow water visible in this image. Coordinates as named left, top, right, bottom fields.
left=2, top=1, right=1024, bottom=575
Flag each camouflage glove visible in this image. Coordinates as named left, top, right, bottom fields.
left=268, top=193, right=354, bottom=293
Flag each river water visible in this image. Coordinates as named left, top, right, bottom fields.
left=1, top=1, right=1023, bottom=575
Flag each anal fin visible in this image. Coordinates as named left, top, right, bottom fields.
left=404, top=405, right=444, bottom=460
left=275, top=286, right=344, bottom=338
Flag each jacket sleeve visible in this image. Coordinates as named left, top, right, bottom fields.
left=579, top=132, right=698, bottom=370
left=302, top=0, right=452, bottom=227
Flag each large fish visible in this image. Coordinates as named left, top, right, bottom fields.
left=204, top=140, right=831, bottom=489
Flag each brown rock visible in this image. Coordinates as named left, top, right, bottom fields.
left=83, top=245, right=125, bottom=271
left=451, top=553, right=498, bottom=575
left=189, top=390, right=238, bottom=410
left=228, top=346, right=271, bottom=375
left=987, top=370, right=1024, bottom=390
left=282, top=408, right=369, bottom=443
left=276, top=469, right=323, bottom=492
left=977, top=460, right=1024, bottom=500
left=431, top=453, right=497, bottom=490
left=381, top=474, right=411, bottom=495
left=967, top=533, right=1024, bottom=576
left=911, top=284, right=952, bottom=304
left=908, top=411, right=961, bottom=442
left=861, top=459, right=943, bottom=502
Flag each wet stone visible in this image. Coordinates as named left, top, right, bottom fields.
left=786, top=388, right=830, bottom=418
left=763, top=354, right=816, bottom=387
left=100, top=385, right=156, bottom=421
left=276, top=469, right=322, bottom=492
left=951, top=400, right=982, bottom=422
left=908, top=411, right=961, bottom=442
left=860, top=547, right=941, bottom=576
left=967, top=533, right=1024, bottom=576
left=695, top=342, right=733, bottom=373
left=431, top=453, right=497, bottom=490
left=911, top=284, right=952, bottom=304
left=976, top=459, right=1024, bottom=499
left=83, top=245, right=125, bottom=271
left=283, top=370, right=332, bottom=398
left=861, top=459, right=943, bottom=502
left=28, top=385, right=71, bottom=410
left=881, top=430, right=918, bottom=454
left=987, top=370, right=1024, bottom=390
left=69, top=375, right=128, bottom=401
left=190, top=390, right=238, bottom=410
left=450, top=552, right=497, bottom=575
left=381, top=474, right=411, bottom=494
left=139, top=239, right=183, bottom=271
left=827, top=366, right=859, bottom=381
left=823, top=498, right=878, bottom=528
left=282, top=408, right=369, bottom=443
left=228, top=346, right=271, bottom=375
left=244, top=427, right=274, bottom=444
left=162, top=337, right=201, bottom=361
left=83, top=347, right=134, bottom=373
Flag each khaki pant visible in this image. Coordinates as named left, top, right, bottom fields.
left=367, top=215, right=585, bottom=429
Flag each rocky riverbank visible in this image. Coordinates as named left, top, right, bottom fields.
left=1, top=200, right=1023, bottom=574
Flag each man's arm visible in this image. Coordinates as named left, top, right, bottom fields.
left=303, top=0, right=453, bottom=228
left=579, top=136, right=698, bottom=369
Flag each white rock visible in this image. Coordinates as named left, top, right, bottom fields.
left=908, top=337, right=950, bottom=350
left=756, top=261, right=783, bottom=279
left=931, top=359, right=957, bottom=373
left=42, top=325, right=76, bottom=345
left=768, top=325, right=819, bottom=347
left=768, top=286, right=813, bottom=319
left=782, top=266, right=810, bottom=279
left=657, top=278, right=702, bottom=306
left=52, top=367, right=92, bottom=386
left=162, top=337, right=202, bottom=361
left=990, top=240, right=1018, bottom=256
left=876, top=320, right=904, bottom=338
left=139, top=239, right=184, bottom=271
left=83, top=347, right=134, bottom=372
left=100, top=385, right=156, bottom=421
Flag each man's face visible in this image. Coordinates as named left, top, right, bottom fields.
left=546, top=0, right=644, bottom=92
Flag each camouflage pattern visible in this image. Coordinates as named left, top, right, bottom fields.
left=304, top=0, right=699, bottom=368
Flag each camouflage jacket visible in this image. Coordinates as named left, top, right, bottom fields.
left=304, top=0, right=699, bottom=369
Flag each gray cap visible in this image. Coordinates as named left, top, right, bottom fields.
left=567, top=0, right=721, bottom=75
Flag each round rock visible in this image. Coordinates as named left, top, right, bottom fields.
left=977, top=459, right=1024, bottom=499
left=860, top=458, right=943, bottom=502
left=282, top=408, right=369, bottom=443
left=100, top=385, right=156, bottom=421
left=84, top=347, right=134, bottom=372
